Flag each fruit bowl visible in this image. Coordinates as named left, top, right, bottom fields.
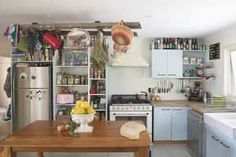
left=71, top=113, right=95, bottom=133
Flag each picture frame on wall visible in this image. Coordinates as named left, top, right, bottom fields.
left=209, top=43, right=220, bottom=60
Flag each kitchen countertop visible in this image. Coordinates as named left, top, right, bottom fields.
left=152, top=100, right=236, bottom=114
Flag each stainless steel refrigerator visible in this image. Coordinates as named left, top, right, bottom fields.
left=12, top=64, right=52, bottom=131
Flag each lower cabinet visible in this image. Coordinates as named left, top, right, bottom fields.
left=206, top=127, right=236, bottom=157
left=153, top=107, right=188, bottom=141
left=154, top=107, right=172, bottom=140
left=172, top=108, right=188, bottom=140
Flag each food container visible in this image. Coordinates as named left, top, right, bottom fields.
left=74, top=75, right=80, bottom=85
left=190, top=57, right=197, bottom=64
left=197, top=57, right=203, bottom=64
left=57, top=94, right=74, bottom=104
left=67, top=74, right=74, bottom=85
left=183, top=56, right=189, bottom=64
left=56, top=72, right=62, bottom=85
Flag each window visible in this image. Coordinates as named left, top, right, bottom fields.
left=229, top=51, right=236, bottom=95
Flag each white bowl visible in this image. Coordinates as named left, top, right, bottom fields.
left=71, top=113, right=95, bottom=133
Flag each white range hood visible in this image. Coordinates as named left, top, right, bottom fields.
left=111, top=53, right=149, bottom=67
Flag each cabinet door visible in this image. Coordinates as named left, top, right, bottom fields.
left=206, top=128, right=232, bottom=157
left=167, top=50, right=183, bottom=77
left=171, top=107, right=187, bottom=140
left=153, top=107, right=172, bottom=141
left=152, top=50, right=168, bottom=77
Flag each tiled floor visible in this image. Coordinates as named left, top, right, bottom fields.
left=151, top=144, right=192, bottom=157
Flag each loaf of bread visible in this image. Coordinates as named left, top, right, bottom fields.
left=120, top=121, right=146, bottom=140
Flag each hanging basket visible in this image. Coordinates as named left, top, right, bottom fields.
left=111, top=21, right=134, bottom=46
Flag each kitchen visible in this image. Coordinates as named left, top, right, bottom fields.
left=0, top=0, right=236, bottom=157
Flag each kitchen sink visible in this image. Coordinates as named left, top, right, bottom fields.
left=204, top=112, right=236, bottom=139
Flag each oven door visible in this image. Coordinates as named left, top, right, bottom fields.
left=109, top=111, right=152, bottom=135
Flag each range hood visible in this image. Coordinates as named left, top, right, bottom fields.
left=111, top=53, right=149, bottom=67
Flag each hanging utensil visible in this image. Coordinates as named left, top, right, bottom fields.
left=180, top=79, right=185, bottom=93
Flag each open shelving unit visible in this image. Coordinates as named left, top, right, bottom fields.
left=53, top=47, right=108, bottom=121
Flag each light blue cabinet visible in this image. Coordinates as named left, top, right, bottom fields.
left=167, top=50, right=183, bottom=77
left=152, top=50, right=183, bottom=78
left=154, top=107, right=188, bottom=141
left=206, top=127, right=236, bottom=157
left=152, top=50, right=168, bottom=77
left=154, top=107, right=172, bottom=140
left=172, top=107, right=187, bottom=140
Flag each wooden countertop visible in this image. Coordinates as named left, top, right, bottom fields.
left=0, top=120, right=150, bottom=157
left=152, top=100, right=236, bottom=114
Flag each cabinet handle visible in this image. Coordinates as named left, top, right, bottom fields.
left=173, top=109, right=182, bottom=111
left=220, top=141, right=230, bottom=149
left=161, top=109, right=170, bottom=111
left=157, top=73, right=166, bottom=76
left=168, top=74, right=177, bottom=76
left=212, top=136, right=220, bottom=141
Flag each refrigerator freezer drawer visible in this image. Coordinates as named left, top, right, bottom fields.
left=16, top=66, right=50, bottom=88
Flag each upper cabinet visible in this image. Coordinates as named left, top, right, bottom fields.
left=151, top=37, right=214, bottom=79
left=152, top=50, right=183, bottom=78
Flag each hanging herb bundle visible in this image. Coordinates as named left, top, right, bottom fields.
left=90, top=31, right=109, bottom=70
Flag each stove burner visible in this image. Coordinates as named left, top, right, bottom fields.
left=111, top=94, right=150, bottom=104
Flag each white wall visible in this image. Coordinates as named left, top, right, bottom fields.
left=0, top=57, right=11, bottom=107
left=202, top=22, right=236, bottom=96
left=0, top=36, right=11, bottom=57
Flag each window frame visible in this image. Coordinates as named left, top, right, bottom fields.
left=224, top=45, right=236, bottom=98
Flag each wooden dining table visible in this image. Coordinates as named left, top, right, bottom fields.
left=0, top=120, right=150, bottom=157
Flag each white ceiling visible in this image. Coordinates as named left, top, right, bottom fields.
left=0, top=0, right=236, bottom=37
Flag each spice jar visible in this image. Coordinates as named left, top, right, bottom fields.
left=190, top=57, right=197, bottom=64
left=61, top=73, right=68, bottom=85
left=67, top=74, right=74, bottom=85
left=183, top=56, right=189, bottom=64
left=56, top=72, right=62, bottom=85
left=197, top=57, right=203, bottom=64
left=74, top=75, right=80, bottom=85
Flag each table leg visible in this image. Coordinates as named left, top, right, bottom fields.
left=134, top=147, right=148, bottom=157
left=0, top=147, right=13, bottom=157
left=37, top=152, right=44, bottom=157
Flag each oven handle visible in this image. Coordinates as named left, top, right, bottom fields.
left=112, top=113, right=150, bottom=116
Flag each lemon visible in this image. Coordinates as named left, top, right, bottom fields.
left=80, top=101, right=90, bottom=109
left=75, top=108, right=86, bottom=115
left=71, top=108, right=76, bottom=114
left=87, top=106, right=95, bottom=114
left=76, top=100, right=82, bottom=106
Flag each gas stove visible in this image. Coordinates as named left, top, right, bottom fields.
left=109, top=94, right=153, bottom=139
left=110, top=94, right=152, bottom=112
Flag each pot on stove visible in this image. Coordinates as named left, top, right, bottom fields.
left=136, top=91, right=148, bottom=101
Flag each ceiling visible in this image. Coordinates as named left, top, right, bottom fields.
left=1, top=0, right=236, bottom=38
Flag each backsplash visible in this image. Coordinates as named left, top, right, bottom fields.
left=107, top=66, right=200, bottom=102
